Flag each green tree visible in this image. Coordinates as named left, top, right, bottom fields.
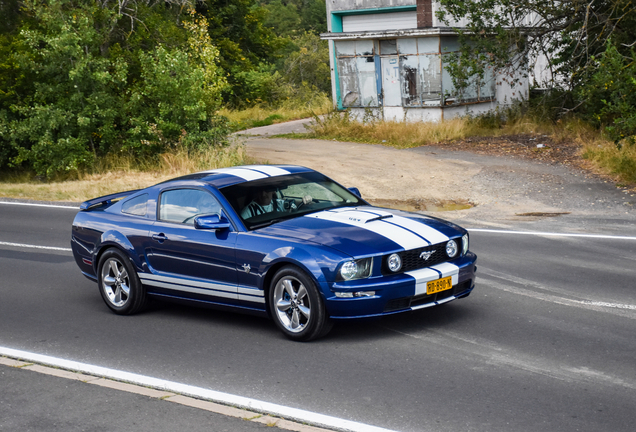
left=0, top=0, right=227, bottom=178
left=282, top=31, right=331, bottom=94
left=263, top=0, right=302, bottom=37
left=437, top=0, right=636, bottom=143
left=126, top=13, right=227, bottom=154
left=261, top=0, right=326, bottom=35
left=578, top=43, right=636, bottom=146
left=196, top=0, right=282, bottom=106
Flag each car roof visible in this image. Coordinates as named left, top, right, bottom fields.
left=163, top=165, right=315, bottom=189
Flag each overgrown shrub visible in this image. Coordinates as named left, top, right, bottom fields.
left=0, top=1, right=228, bottom=179
left=578, top=42, right=636, bottom=148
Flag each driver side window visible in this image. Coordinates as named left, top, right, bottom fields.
left=159, top=189, right=221, bottom=224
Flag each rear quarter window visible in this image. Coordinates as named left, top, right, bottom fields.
left=121, top=194, right=148, bottom=216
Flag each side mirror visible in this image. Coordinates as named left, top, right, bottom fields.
left=194, top=213, right=231, bottom=231
left=348, top=187, right=362, bottom=198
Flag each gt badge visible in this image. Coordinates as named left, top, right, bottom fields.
left=242, top=264, right=251, bottom=273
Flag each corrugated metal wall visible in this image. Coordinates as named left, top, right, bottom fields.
left=342, top=11, right=418, bottom=32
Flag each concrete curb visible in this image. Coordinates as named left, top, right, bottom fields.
left=0, top=349, right=398, bottom=432
left=0, top=356, right=332, bottom=432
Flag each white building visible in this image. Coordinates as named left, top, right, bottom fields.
left=320, top=0, right=529, bottom=122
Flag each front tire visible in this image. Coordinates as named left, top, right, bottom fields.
left=97, top=248, right=146, bottom=315
left=269, top=266, right=332, bottom=341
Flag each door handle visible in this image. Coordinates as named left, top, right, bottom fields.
left=152, top=233, right=167, bottom=243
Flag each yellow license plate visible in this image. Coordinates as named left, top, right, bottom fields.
left=426, top=276, right=453, bottom=295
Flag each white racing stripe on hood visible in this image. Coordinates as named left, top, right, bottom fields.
left=407, top=262, right=460, bottom=296
left=353, top=208, right=451, bottom=245
left=386, top=215, right=450, bottom=245
left=307, top=208, right=439, bottom=250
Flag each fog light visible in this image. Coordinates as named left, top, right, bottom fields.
left=387, top=253, right=402, bottom=272
left=446, top=239, right=458, bottom=258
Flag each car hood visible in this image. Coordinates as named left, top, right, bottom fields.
left=256, top=206, right=464, bottom=257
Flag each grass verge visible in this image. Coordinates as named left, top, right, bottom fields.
left=582, top=141, right=636, bottom=185
left=300, top=110, right=565, bottom=148
left=0, top=144, right=252, bottom=203
left=220, top=96, right=332, bottom=131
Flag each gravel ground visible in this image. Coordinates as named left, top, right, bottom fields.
left=240, top=119, right=636, bottom=234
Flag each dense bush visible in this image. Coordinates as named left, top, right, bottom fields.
left=578, top=43, right=636, bottom=148
left=0, top=1, right=226, bottom=178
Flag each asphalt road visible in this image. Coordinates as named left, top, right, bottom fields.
left=1, top=202, right=635, bottom=432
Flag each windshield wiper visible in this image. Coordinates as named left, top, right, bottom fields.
left=249, top=219, right=283, bottom=230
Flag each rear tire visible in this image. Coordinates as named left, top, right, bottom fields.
left=97, top=248, right=146, bottom=315
left=269, top=266, right=332, bottom=341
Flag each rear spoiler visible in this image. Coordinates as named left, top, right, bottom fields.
left=79, top=190, right=141, bottom=211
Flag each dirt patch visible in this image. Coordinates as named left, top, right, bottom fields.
left=438, top=134, right=583, bottom=168
left=368, top=198, right=474, bottom=212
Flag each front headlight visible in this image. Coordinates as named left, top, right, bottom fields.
left=446, top=239, right=458, bottom=258
left=337, top=258, right=372, bottom=281
left=462, top=233, right=469, bottom=255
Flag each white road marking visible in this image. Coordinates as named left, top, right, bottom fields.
left=480, top=275, right=636, bottom=320
left=574, top=301, right=636, bottom=310
left=0, top=201, right=78, bottom=210
left=0, top=347, right=398, bottom=432
left=382, top=327, right=636, bottom=392
left=0, top=241, right=72, bottom=252
left=468, top=228, right=636, bottom=241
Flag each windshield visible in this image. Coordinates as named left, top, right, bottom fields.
left=220, top=172, right=364, bottom=230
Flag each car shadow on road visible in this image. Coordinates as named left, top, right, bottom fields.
left=328, top=302, right=479, bottom=343
left=140, top=295, right=479, bottom=343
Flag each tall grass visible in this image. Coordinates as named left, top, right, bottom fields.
left=221, top=95, right=333, bottom=131
left=304, top=108, right=564, bottom=148
left=0, top=144, right=252, bottom=203
left=582, top=141, right=636, bottom=184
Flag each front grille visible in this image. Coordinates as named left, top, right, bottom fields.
left=384, top=279, right=472, bottom=312
left=382, top=238, right=463, bottom=275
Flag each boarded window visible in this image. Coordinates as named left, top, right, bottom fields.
left=400, top=56, right=420, bottom=106
left=420, top=54, right=442, bottom=104
left=335, top=41, right=378, bottom=107
left=335, top=36, right=495, bottom=109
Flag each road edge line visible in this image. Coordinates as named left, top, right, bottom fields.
left=468, top=228, right=636, bottom=241
left=0, top=201, right=78, bottom=210
left=0, top=347, right=398, bottom=432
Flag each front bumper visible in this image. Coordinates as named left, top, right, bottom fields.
left=324, top=252, right=477, bottom=319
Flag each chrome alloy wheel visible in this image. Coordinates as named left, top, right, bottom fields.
left=273, top=275, right=311, bottom=333
left=100, top=257, right=131, bottom=307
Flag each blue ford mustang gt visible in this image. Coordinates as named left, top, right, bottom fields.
left=71, top=165, right=477, bottom=341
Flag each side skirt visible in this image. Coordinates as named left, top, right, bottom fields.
left=147, top=292, right=270, bottom=318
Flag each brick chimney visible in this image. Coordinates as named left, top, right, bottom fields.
left=417, top=0, right=433, bottom=28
